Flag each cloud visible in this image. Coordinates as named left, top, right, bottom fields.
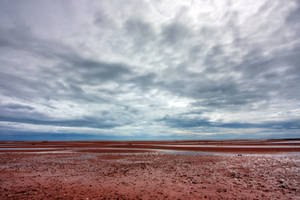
left=5, top=104, right=34, bottom=111
left=160, top=114, right=300, bottom=130
left=124, top=18, right=156, bottom=47
left=161, top=22, right=190, bottom=45
left=0, top=0, right=299, bottom=139
left=0, top=116, right=123, bottom=129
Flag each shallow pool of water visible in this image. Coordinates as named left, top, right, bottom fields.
left=0, top=148, right=58, bottom=150
left=146, top=144, right=300, bottom=148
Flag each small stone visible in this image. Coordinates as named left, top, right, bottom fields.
left=278, top=180, right=284, bottom=184
left=280, top=185, right=287, bottom=189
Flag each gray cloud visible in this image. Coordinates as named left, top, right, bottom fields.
left=160, top=114, right=300, bottom=130
left=161, top=22, right=190, bottom=45
left=0, top=0, right=300, bottom=139
left=124, top=18, right=156, bottom=46
left=5, top=103, right=34, bottom=111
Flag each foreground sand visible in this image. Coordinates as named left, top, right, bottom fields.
left=0, top=140, right=300, bottom=199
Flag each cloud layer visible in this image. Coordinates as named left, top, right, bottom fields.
left=0, top=0, right=300, bottom=140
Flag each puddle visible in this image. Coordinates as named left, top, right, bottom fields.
left=28, top=151, right=74, bottom=154
left=146, top=144, right=300, bottom=148
left=0, top=148, right=58, bottom=150
left=153, top=149, right=220, bottom=155
left=270, top=141, right=300, bottom=144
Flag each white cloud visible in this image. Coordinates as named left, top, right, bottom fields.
left=0, top=0, right=300, bottom=139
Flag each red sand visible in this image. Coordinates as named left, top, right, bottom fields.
left=0, top=139, right=299, bottom=199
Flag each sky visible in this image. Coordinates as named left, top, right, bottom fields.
left=0, top=0, right=300, bottom=140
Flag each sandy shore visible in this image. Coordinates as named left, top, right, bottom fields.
left=0, top=140, right=299, bottom=199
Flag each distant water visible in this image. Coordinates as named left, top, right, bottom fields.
left=270, top=141, right=300, bottom=143
left=0, top=148, right=56, bottom=150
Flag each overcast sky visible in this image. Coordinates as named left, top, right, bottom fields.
left=0, top=0, right=300, bottom=140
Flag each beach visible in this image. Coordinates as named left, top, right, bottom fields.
left=0, top=140, right=299, bottom=199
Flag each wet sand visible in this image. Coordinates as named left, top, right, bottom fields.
left=0, top=139, right=299, bottom=199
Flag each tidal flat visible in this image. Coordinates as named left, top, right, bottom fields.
left=0, top=140, right=299, bottom=199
